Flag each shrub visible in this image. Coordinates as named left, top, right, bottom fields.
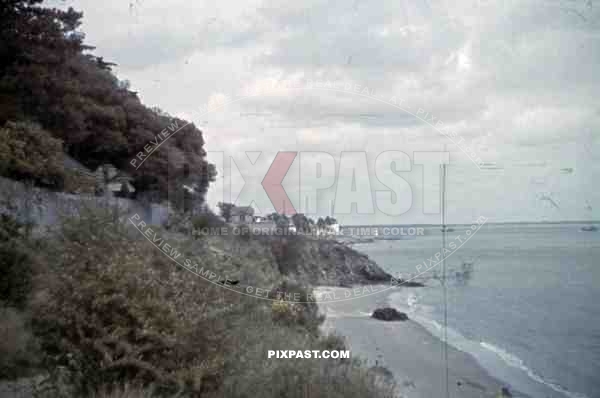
left=269, top=236, right=306, bottom=275
left=271, top=300, right=297, bottom=323
left=90, top=383, right=159, bottom=398
left=164, top=211, right=192, bottom=234
left=0, top=214, right=33, bottom=309
left=0, top=121, right=66, bottom=189
left=191, top=215, right=210, bottom=231
left=30, top=209, right=228, bottom=396
left=190, top=212, right=225, bottom=239
left=28, top=208, right=396, bottom=398
left=269, top=281, right=323, bottom=335
left=0, top=307, right=39, bottom=379
left=221, top=324, right=398, bottom=398
left=236, top=223, right=253, bottom=241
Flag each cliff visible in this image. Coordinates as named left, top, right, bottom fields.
left=268, top=235, right=392, bottom=286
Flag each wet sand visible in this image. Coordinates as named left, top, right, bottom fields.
left=316, top=286, right=523, bottom=398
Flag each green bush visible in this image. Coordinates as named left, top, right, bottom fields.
left=0, top=307, right=39, bottom=379
left=30, top=210, right=227, bottom=396
left=191, top=215, right=210, bottom=231
left=0, top=121, right=66, bottom=189
left=0, top=214, right=33, bottom=309
left=190, top=212, right=225, bottom=239
left=90, top=383, right=159, bottom=398
left=27, top=208, right=396, bottom=397
left=270, top=281, right=323, bottom=335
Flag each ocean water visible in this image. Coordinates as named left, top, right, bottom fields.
left=353, top=224, right=600, bottom=398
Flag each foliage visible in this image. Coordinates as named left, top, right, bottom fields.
left=324, top=216, right=337, bottom=225
left=315, top=217, right=336, bottom=227
left=0, top=214, right=33, bottom=309
left=0, top=0, right=215, bottom=204
left=190, top=215, right=209, bottom=231
left=217, top=202, right=234, bottom=222
left=0, top=120, right=66, bottom=189
left=0, top=306, right=39, bottom=379
left=190, top=212, right=225, bottom=239
left=291, top=213, right=313, bottom=233
left=164, top=211, right=192, bottom=234
left=268, top=212, right=290, bottom=228
left=30, top=210, right=227, bottom=396
left=89, top=384, right=160, bottom=398
left=23, top=209, right=396, bottom=397
left=269, top=236, right=307, bottom=275
left=271, top=281, right=324, bottom=334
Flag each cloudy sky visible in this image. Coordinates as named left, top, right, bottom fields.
left=51, top=0, right=599, bottom=224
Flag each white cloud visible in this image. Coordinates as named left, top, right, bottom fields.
left=51, top=0, right=600, bottom=222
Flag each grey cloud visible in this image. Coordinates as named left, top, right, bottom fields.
left=52, top=0, right=600, bottom=221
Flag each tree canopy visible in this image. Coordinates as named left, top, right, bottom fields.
left=0, top=0, right=215, bottom=206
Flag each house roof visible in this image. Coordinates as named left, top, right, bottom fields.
left=107, top=181, right=136, bottom=192
left=110, top=172, right=134, bottom=183
left=231, top=206, right=254, bottom=216
left=94, top=164, right=134, bottom=183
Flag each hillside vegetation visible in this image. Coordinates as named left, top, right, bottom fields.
left=0, top=0, right=215, bottom=204
left=0, top=209, right=397, bottom=397
left=0, top=1, right=398, bottom=396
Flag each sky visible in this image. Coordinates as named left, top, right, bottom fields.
left=50, top=0, right=599, bottom=224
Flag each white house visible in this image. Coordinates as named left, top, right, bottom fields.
left=314, top=223, right=340, bottom=236
left=230, top=206, right=254, bottom=224
left=95, top=163, right=136, bottom=197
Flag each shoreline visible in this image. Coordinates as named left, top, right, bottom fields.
left=315, top=286, right=525, bottom=398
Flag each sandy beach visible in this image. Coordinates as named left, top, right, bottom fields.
left=316, top=286, right=524, bottom=398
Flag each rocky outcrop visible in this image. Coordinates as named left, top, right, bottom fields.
left=371, top=308, right=409, bottom=321
left=266, top=235, right=393, bottom=286
left=392, top=279, right=425, bottom=287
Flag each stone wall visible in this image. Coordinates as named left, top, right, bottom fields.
left=0, top=176, right=169, bottom=227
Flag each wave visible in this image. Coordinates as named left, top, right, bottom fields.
left=389, top=290, right=589, bottom=398
left=320, top=307, right=373, bottom=319
left=480, top=342, right=589, bottom=398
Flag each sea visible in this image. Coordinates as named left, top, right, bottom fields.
left=351, top=223, right=600, bottom=398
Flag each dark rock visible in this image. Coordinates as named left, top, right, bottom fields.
left=391, top=278, right=425, bottom=287
left=371, top=307, right=409, bottom=321
left=369, top=365, right=395, bottom=382
left=274, top=235, right=393, bottom=286
left=501, top=387, right=513, bottom=397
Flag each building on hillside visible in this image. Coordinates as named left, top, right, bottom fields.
left=315, top=223, right=340, bottom=236
left=288, top=222, right=297, bottom=233
left=94, top=163, right=136, bottom=198
left=230, top=206, right=254, bottom=224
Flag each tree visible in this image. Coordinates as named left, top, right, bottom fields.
left=0, top=0, right=215, bottom=204
left=291, top=213, right=310, bottom=233
left=269, top=212, right=289, bottom=228
left=217, top=202, right=234, bottom=222
left=325, top=216, right=338, bottom=225
left=307, top=218, right=315, bottom=232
